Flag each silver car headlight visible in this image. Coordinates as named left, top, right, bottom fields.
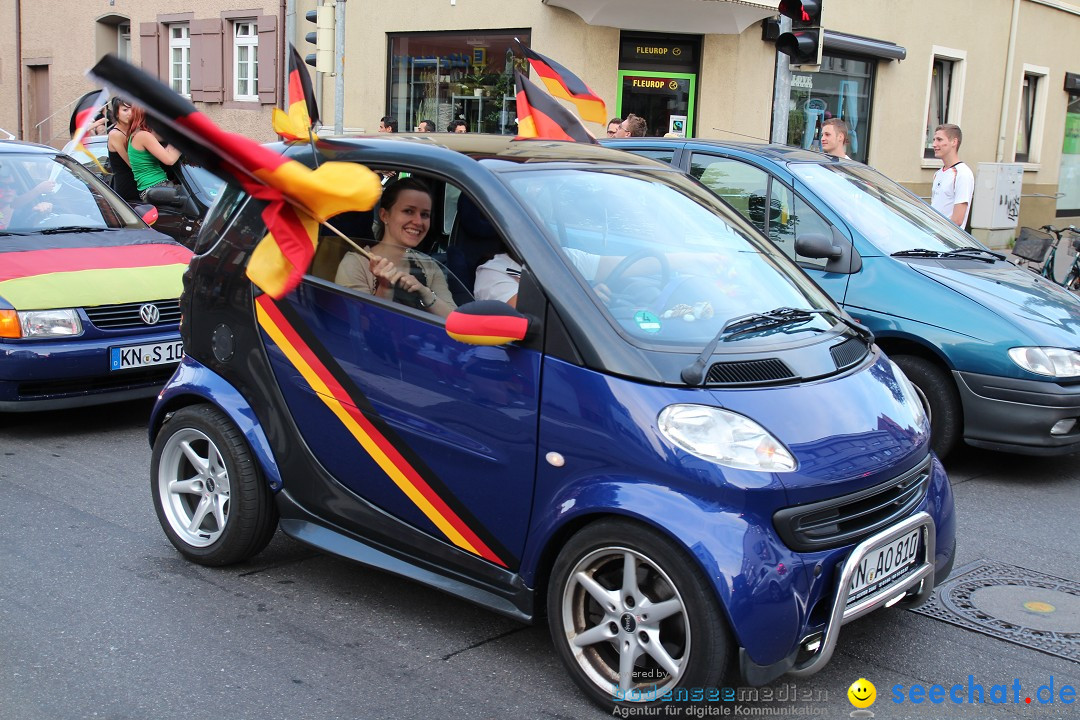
left=19, top=309, right=83, bottom=337
left=658, top=404, right=796, bottom=472
left=888, top=359, right=929, bottom=430
left=1008, top=347, right=1080, bottom=378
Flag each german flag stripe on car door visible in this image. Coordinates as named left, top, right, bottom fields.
left=254, top=293, right=512, bottom=568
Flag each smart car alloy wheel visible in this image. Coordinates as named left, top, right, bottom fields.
left=548, top=520, right=732, bottom=708
left=151, top=405, right=277, bottom=566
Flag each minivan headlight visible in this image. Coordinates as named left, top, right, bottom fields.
left=658, top=404, right=796, bottom=472
left=18, top=309, right=83, bottom=337
left=1008, top=347, right=1080, bottom=378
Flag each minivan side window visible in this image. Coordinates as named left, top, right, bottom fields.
left=769, top=183, right=831, bottom=270
left=632, top=149, right=677, bottom=165
left=688, top=154, right=770, bottom=232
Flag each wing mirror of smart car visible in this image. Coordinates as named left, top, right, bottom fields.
left=445, top=300, right=535, bottom=346
left=134, top=203, right=159, bottom=225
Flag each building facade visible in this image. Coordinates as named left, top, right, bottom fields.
left=2, top=0, right=1078, bottom=230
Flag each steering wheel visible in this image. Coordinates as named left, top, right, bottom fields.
left=603, top=249, right=671, bottom=291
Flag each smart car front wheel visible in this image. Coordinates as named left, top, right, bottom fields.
left=547, top=519, right=733, bottom=710
left=151, top=404, right=278, bottom=566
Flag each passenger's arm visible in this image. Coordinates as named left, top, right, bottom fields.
left=136, top=131, right=181, bottom=166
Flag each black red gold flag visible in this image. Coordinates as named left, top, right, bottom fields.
left=273, top=44, right=320, bottom=141
left=517, top=42, right=606, bottom=125
left=514, top=71, right=596, bottom=144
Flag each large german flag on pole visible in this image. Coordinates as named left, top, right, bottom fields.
left=272, top=44, right=320, bottom=142
left=88, top=55, right=380, bottom=298
left=515, top=71, right=596, bottom=144
left=517, top=42, right=606, bottom=125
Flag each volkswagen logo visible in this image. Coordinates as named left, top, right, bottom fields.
left=139, top=303, right=161, bottom=325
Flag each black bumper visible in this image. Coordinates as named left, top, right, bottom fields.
left=954, top=370, right=1080, bottom=455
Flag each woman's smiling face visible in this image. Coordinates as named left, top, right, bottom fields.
left=379, top=189, right=431, bottom=248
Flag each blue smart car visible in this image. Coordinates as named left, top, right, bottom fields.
left=149, top=135, right=954, bottom=709
left=608, top=139, right=1080, bottom=457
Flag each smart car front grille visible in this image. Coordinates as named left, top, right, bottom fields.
left=829, top=337, right=868, bottom=370
left=84, top=300, right=181, bottom=330
left=773, top=457, right=932, bottom=551
left=705, top=358, right=796, bottom=385
left=18, top=366, right=176, bottom=398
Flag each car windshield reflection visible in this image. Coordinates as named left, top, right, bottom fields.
left=790, top=162, right=979, bottom=255
left=505, top=168, right=838, bottom=346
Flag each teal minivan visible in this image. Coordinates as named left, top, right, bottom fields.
left=608, top=139, right=1080, bottom=458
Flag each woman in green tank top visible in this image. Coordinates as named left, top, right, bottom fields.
left=128, top=105, right=181, bottom=201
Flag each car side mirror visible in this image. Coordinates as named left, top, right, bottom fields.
left=446, top=300, right=535, bottom=346
left=134, top=203, right=159, bottom=225
left=795, top=232, right=841, bottom=260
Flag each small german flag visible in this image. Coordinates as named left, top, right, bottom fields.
left=446, top=301, right=529, bottom=346
left=272, top=44, right=320, bottom=142
left=64, top=88, right=110, bottom=175
left=518, top=43, right=606, bottom=125
left=515, top=71, right=596, bottom=144
left=89, top=55, right=380, bottom=299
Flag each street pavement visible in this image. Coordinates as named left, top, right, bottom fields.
left=0, top=399, right=1077, bottom=720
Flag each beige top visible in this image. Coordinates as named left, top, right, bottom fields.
left=335, top=249, right=457, bottom=310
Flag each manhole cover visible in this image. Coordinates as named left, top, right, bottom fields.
left=910, top=560, right=1080, bottom=662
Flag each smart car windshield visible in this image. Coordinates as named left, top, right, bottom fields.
left=504, top=167, right=840, bottom=347
left=789, top=162, right=980, bottom=255
left=0, top=152, right=141, bottom=234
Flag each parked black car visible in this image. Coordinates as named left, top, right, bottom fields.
left=74, top=135, right=224, bottom=248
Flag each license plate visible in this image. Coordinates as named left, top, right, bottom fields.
left=847, top=528, right=922, bottom=606
left=109, top=340, right=184, bottom=370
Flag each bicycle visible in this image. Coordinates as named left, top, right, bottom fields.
left=1012, top=224, right=1080, bottom=291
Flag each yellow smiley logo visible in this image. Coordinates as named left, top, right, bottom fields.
left=848, top=678, right=876, bottom=709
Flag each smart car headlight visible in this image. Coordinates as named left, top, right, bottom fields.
left=658, top=404, right=796, bottom=472
left=1008, top=347, right=1080, bottom=378
left=888, top=359, right=928, bottom=430
left=18, top=309, right=83, bottom=337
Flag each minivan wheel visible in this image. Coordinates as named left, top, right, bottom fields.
left=151, top=404, right=278, bottom=566
left=547, top=519, right=732, bottom=709
left=892, top=355, right=961, bottom=459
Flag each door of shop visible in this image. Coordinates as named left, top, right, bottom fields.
left=617, top=33, right=700, bottom=138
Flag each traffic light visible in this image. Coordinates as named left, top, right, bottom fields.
left=775, top=1, right=823, bottom=68
left=304, top=4, right=335, bottom=73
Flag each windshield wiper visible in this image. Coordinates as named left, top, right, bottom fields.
left=680, top=307, right=873, bottom=385
left=0, top=230, right=29, bottom=236
left=38, top=226, right=108, bottom=234
left=942, top=247, right=1006, bottom=262
left=891, top=248, right=948, bottom=258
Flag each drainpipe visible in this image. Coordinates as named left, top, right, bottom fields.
left=15, top=0, right=24, bottom=138
left=995, top=0, right=1021, bottom=162
left=282, top=0, right=293, bottom=109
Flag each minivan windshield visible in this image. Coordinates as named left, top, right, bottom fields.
left=505, top=167, right=840, bottom=347
left=790, top=162, right=980, bottom=255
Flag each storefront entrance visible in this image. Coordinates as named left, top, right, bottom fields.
left=617, top=33, right=700, bottom=137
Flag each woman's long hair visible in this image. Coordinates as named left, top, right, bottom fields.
left=128, top=106, right=155, bottom=136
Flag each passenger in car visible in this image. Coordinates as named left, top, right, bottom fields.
left=335, top=177, right=457, bottom=317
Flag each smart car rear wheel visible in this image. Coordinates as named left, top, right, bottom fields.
left=548, top=519, right=732, bottom=709
left=893, top=354, right=961, bottom=459
left=151, top=404, right=278, bottom=566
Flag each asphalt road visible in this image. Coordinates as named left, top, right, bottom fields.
left=1, top=399, right=1077, bottom=720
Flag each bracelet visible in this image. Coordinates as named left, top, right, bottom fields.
left=417, top=289, right=438, bottom=308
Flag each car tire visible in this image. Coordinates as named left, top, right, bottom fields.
left=547, top=519, right=733, bottom=710
left=892, top=354, right=961, bottom=459
left=151, top=404, right=278, bottom=566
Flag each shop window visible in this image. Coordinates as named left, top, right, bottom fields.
left=169, top=24, right=190, bottom=96
left=1057, top=92, right=1080, bottom=217
left=924, top=48, right=965, bottom=159
left=233, top=21, right=259, bottom=101
left=1015, top=66, right=1048, bottom=164
left=786, top=53, right=874, bottom=163
left=387, top=30, right=529, bottom=135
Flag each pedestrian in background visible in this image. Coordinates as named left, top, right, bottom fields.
left=930, top=123, right=974, bottom=228
left=417, top=120, right=436, bottom=132
left=606, top=117, right=622, bottom=137
left=820, top=118, right=851, bottom=160
left=614, top=114, right=646, bottom=138
left=379, top=116, right=397, bottom=133
left=128, top=106, right=181, bottom=202
left=106, top=98, right=139, bottom=204
left=447, top=120, right=468, bottom=133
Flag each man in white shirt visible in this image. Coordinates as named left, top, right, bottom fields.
left=930, top=123, right=975, bottom=228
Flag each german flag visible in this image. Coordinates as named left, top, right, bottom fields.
left=88, top=55, right=381, bottom=299
left=272, top=44, right=320, bottom=142
left=64, top=88, right=110, bottom=175
left=446, top=301, right=529, bottom=346
left=515, top=71, right=596, bottom=144
left=518, top=43, right=606, bottom=125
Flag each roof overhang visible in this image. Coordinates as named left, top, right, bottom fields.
left=542, top=0, right=780, bottom=35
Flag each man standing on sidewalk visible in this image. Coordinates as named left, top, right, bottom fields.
left=931, top=123, right=975, bottom=228
left=820, top=118, right=851, bottom=160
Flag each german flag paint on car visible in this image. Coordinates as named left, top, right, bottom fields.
left=253, top=293, right=512, bottom=568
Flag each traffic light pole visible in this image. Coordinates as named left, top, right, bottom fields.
left=334, top=0, right=346, bottom=135
left=771, top=16, right=792, bottom=145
